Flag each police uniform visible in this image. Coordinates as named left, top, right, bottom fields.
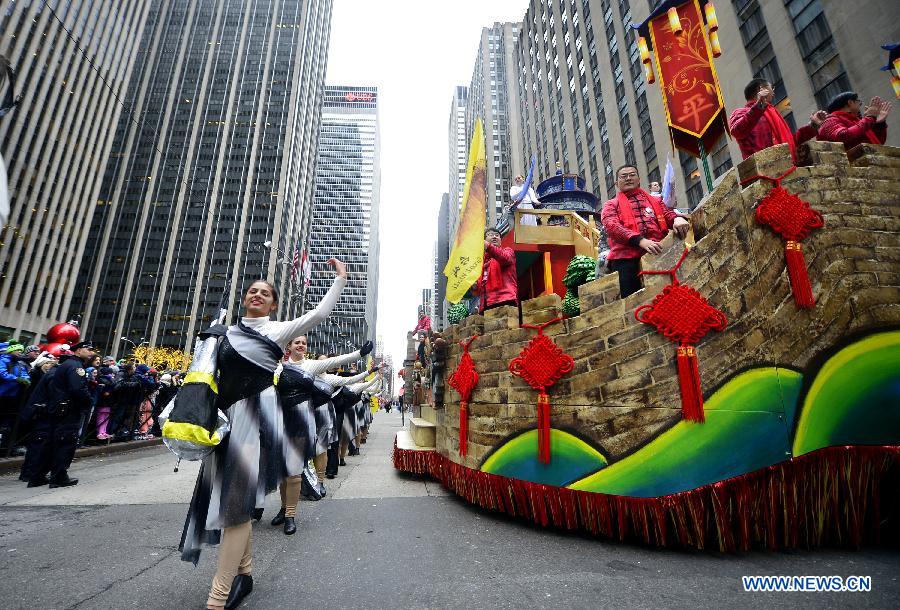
left=23, top=343, right=94, bottom=487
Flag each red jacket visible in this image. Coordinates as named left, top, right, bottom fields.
left=412, top=315, right=431, bottom=334
left=601, top=190, right=683, bottom=261
left=729, top=101, right=817, bottom=159
left=817, top=111, right=887, bottom=149
left=476, top=244, right=518, bottom=309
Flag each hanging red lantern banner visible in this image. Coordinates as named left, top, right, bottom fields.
left=638, top=0, right=729, bottom=157
left=509, top=318, right=574, bottom=464
left=635, top=248, right=727, bottom=422
left=740, top=167, right=824, bottom=309
left=448, top=335, right=479, bottom=456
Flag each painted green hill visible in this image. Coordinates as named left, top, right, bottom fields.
left=568, top=368, right=802, bottom=497
left=481, top=429, right=608, bottom=487
left=793, top=331, right=900, bottom=456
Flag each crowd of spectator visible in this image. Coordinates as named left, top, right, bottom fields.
left=0, top=340, right=184, bottom=457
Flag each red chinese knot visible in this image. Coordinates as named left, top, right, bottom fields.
left=743, top=166, right=824, bottom=309
left=635, top=248, right=727, bottom=422
left=509, top=317, right=574, bottom=463
left=448, top=335, right=479, bottom=456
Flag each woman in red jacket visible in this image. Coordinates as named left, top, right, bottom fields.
left=818, top=92, right=890, bottom=149
left=475, top=228, right=518, bottom=312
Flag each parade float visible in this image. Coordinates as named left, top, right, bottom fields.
left=398, top=2, right=899, bottom=551
left=396, top=139, right=900, bottom=551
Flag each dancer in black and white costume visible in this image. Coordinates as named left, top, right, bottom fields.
left=179, top=259, right=346, bottom=610
left=339, top=375, right=381, bottom=464
left=270, top=338, right=373, bottom=534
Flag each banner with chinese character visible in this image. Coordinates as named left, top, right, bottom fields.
left=444, top=118, right=486, bottom=304
left=647, top=0, right=728, bottom=156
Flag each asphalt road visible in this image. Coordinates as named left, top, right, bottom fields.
left=0, top=409, right=897, bottom=610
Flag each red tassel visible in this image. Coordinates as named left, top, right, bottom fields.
left=537, top=392, right=551, bottom=463
left=784, top=240, right=815, bottom=308
left=676, top=346, right=704, bottom=422
left=459, top=401, right=468, bottom=456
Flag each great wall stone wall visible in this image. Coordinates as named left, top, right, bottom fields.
left=436, top=141, right=900, bottom=470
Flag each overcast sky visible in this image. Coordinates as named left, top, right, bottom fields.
left=326, top=0, right=528, bottom=385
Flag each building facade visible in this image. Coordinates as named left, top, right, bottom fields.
left=0, top=1, right=152, bottom=344
left=434, top=193, right=450, bottom=330
left=447, top=85, right=468, bottom=236
left=68, top=0, right=333, bottom=355
left=515, top=0, right=897, bottom=211
left=466, top=22, right=526, bottom=228
left=305, top=85, right=380, bottom=357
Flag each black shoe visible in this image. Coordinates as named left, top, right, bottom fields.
left=326, top=473, right=336, bottom=479
left=339, top=458, right=346, bottom=466
left=270, top=507, right=285, bottom=526
left=300, top=475, right=321, bottom=501
left=224, top=574, right=253, bottom=609
left=18, top=473, right=29, bottom=482
left=283, top=517, right=296, bottom=535
left=48, top=475, right=78, bottom=488
left=252, top=508, right=264, bottom=522
left=27, top=476, right=49, bottom=487
left=317, top=482, right=327, bottom=497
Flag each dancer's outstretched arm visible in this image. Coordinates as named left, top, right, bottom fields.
left=265, top=259, right=347, bottom=345
left=318, top=369, right=369, bottom=387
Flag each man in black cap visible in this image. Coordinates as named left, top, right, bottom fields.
left=21, top=341, right=97, bottom=487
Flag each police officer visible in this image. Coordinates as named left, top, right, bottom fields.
left=22, top=341, right=97, bottom=487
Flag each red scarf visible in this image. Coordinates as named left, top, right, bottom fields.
left=616, top=189, right=667, bottom=234
left=829, top=111, right=882, bottom=144
left=762, top=104, right=798, bottom=158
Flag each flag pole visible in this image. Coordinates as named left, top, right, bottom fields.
left=698, top=140, right=714, bottom=192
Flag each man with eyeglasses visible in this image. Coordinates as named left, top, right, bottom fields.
left=601, top=165, right=690, bottom=298
left=818, top=91, right=890, bottom=150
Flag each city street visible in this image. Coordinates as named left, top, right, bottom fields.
left=0, top=410, right=896, bottom=609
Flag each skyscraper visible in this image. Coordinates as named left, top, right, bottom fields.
left=70, top=0, right=333, bottom=354
left=305, top=85, right=380, bottom=357
left=447, top=85, right=468, bottom=236
left=466, top=22, right=526, bottom=228
left=434, top=193, right=450, bottom=330
left=0, top=1, right=152, bottom=344
left=515, top=0, right=896, bottom=211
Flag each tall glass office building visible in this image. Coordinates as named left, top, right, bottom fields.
left=447, top=85, right=467, bottom=237
left=0, top=1, right=151, bottom=344
left=305, top=85, right=380, bottom=357
left=70, top=0, right=333, bottom=354
left=466, top=22, right=525, bottom=228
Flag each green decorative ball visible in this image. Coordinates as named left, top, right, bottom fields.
left=448, top=303, right=470, bottom=325
left=562, top=255, right=598, bottom=287
left=561, top=289, right=581, bottom=316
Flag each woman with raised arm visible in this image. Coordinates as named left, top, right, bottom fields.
left=269, top=337, right=373, bottom=534
left=179, top=259, right=347, bottom=610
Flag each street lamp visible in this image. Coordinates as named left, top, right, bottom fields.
left=120, top=336, right=147, bottom=350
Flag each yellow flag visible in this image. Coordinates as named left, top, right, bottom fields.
left=444, top=117, right=486, bottom=303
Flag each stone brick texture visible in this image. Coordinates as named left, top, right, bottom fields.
left=436, top=142, right=900, bottom=471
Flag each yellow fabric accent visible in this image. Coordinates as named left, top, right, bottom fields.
left=543, top=252, right=553, bottom=295
left=162, top=421, right=221, bottom=446
left=184, top=371, right=218, bottom=394
left=444, top=118, right=487, bottom=303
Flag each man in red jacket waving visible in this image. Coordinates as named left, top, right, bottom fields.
left=818, top=91, right=890, bottom=149
left=475, top=228, right=518, bottom=313
left=729, top=78, right=826, bottom=159
left=601, top=165, right=690, bottom=298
